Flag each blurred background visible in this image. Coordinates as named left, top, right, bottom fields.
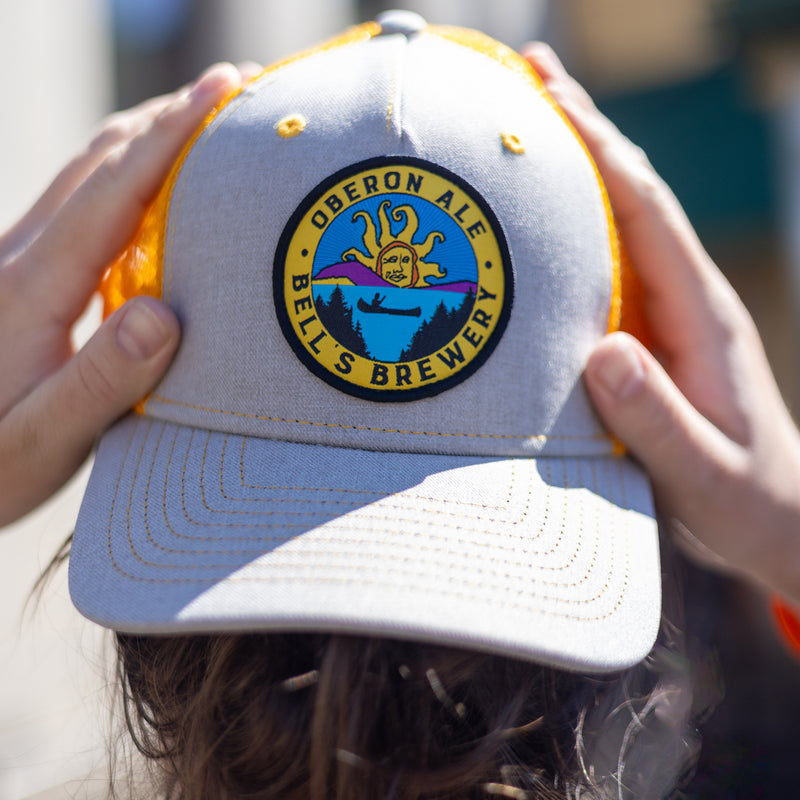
left=2, top=0, right=800, bottom=797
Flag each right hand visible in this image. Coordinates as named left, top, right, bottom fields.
left=524, top=43, right=800, bottom=605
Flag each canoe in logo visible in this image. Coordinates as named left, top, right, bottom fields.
left=274, top=157, right=513, bottom=401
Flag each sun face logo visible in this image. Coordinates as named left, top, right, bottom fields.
left=274, top=157, right=513, bottom=401
left=342, top=200, right=445, bottom=288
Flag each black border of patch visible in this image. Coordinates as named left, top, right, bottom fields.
left=273, top=156, right=514, bottom=403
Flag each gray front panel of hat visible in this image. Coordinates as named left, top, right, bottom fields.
left=147, top=32, right=615, bottom=459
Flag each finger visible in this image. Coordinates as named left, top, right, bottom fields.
left=1, top=93, right=182, bottom=257
left=2, top=62, right=259, bottom=255
left=522, top=44, right=739, bottom=356
left=584, top=332, right=743, bottom=515
left=587, top=335, right=800, bottom=595
left=236, top=60, right=264, bottom=82
left=524, top=43, right=688, bottom=237
left=20, top=62, right=244, bottom=326
left=0, top=296, right=179, bottom=527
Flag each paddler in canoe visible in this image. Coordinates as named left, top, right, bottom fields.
left=357, top=292, right=422, bottom=317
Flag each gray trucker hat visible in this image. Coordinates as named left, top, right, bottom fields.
left=70, top=10, right=660, bottom=673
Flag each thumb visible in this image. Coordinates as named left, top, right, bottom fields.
left=584, top=332, right=738, bottom=526
left=0, top=296, right=179, bottom=526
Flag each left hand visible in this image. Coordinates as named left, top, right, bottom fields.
left=0, top=62, right=259, bottom=527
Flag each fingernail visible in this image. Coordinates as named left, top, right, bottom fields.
left=593, top=335, right=646, bottom=399
left=522, top=42, right=564, bottom=78
left=236, top=60, right=264, bottom=82
left=189, top=62, right=238, bottom=101
left=117, top=299, right=171, bottom=360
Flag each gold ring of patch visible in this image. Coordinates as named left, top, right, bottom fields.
left=274, top=157, right=512, bottom=402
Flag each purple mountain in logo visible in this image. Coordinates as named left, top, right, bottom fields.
left=313, top=261, right=477, bottom=294
left=314, top=262, right=391, bottom=287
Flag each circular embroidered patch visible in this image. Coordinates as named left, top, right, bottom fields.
left=274, top=157, right=513, bottom=401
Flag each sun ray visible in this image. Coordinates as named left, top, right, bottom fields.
left=335, top=199, right=445, bottom=287
left=377, top=200, right=393, bottom=249
left=391, top=204, right=418, bottom=244
left=416, top=257, right=446, bottom=284
left=416, top=231, right=445, bottom=260
left=341, top=246, right=372, bottom=263
left=351, top=210, right=379, bottom=257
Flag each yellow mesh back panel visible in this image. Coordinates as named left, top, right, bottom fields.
left=99, top=22, right=381, bottom=319
left=431, top=25, right=622, bottom=334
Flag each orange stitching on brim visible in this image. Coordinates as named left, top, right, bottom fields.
left=144, top=394, right=614, bottom=443
left=105, top=421, right=636, bottom=621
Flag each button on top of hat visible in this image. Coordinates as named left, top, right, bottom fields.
left=375, top=10, right=427, bottom=37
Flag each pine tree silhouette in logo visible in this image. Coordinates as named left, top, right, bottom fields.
left=315, top=286, right=371, bottom=358
left=399, top=288, right=476, bottom=362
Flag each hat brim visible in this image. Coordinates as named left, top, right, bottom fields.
left=70, top=413, right=660, bottom=673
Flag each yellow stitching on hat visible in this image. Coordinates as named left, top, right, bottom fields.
left=582, top=458, right=601, bottom=579
left=137, top=428, right=605, bottom=584
left=142, top=420, right=172, bottom=554
left=151, top=423, right=536, bottom=556
left=114, top=537, right=626, bottom=612
left=113, top=416, right=140, bottom=568
left=147, top=394, right=613, bottom=443
left=615, top=458, right=631, bottom=598
left=138, top=423, right=598, bottom=582
left=119, top=523, right=627, bottom=617
left=109, top=428, right=634, bottom=622
left=501, top=132, right=525, bottom=154
left=276, top=114, right=306, bottom=138
left=109, top=560, right=628, bottom=619
left=141, top=422, right=567, bottom=556
left=229, top=436, right=512, bottom=512
left=572, top=459, right=609, bottom=603
left=186, top=428, right=550, bottom=536
left=115, top=508, right=632, bottom=618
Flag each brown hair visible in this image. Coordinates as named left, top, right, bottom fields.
left=32, top=530, right=708, bottom=799
left=114, top=629, right=701, bottom=800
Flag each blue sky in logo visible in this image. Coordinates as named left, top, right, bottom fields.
left=312, top=193, right=478, bottom=285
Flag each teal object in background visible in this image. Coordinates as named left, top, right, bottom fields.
left=597, top=66, right=775, bottom=238
left=725, top=0, right=800, bottom=31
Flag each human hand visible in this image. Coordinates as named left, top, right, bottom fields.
left=0, top=62, right=260, bottom=528
left=524, top=44, right=800, bottom=605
